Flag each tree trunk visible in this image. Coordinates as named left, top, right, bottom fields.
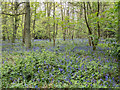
left=25, top=1, right=31, bottom=49
left=63, top=2, right=66, bottom=41
left=72, top=6, right=74, bottom=40
left=118, top=1, right=120, bottom=80
left=2, top=2, right=7, bottom=41
left=12, top=1, right=19, bottom=43
left=56, top=19, right=58, bottom=35
left=53, top=2, right=55, bottom=47
left=66, top=2, right=69, bottom=38
left=97, top=0, right=100, bottom=38
left=47, top=2, right=52, bottom=42
left=83, top=2, right=96, bottom=50
left=32, top=3, right=36, bottom=39
left=61, top=2, right=65, bottom=41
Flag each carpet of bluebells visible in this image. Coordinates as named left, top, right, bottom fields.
left=1, top=39, right=120, bottom=88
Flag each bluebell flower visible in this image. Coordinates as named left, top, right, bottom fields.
left=105, top=76, right=108, bottom=81
left=25, top=83, right=27, bottom=86
left=38, top=70, right=40, bottom=73
left=2, top=61, right=4, bottom=64
left=90, top=84, right=93, bottom=86
left=35, top=85, right=38, bottom=88
left=59, top=68, right=64, bottom=73
left=38, top=79, right=40, bottom=81
left=100, top=79, right=103, bottom=81
left=52, top=78, right=54, bottom=82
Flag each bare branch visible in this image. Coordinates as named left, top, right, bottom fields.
left=1, top=12, right=26, bottom=16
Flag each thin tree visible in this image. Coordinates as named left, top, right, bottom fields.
left=53, top=2, right=56, bottom=47
left=60, top=2, right=64, bottom=41
left=25, top=1, right=31, bottom=49
left=97, top=0, right=100, bottom=39
left=83, top=2, right=96, bottom=50
left=47, top=2, right=52, bottom=42
left=118, top=1, right=120, bottom=74
left=72, top=6, right=74, bottom=40
left=2, top=2, right=7, bottom=41
left=12, top=1, right=19, bottom=43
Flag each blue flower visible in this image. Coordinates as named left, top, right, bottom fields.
left=42, top=78, right=44, bottom=80
left=35, top=85, right=38, bottom=88
left=44, top=61, right=46, bottom=64
left=105, top=76, right=108, bottom=81
left=100, top=79, right=103, bottom=81
left=25, top=83, right=27, bottom=86
left=2, top=61, right=4, bottom=64
left=59, top=68, right=64, bottom=73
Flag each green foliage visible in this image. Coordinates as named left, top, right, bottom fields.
left=1, top=39, right=120, bottom=88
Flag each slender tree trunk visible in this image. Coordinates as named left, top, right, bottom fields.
left=72, top=6, right=74, bottom=40
left=56, top=19, right=58, bottom=35
left=2, top=2, right=7, bottom=41
left=32, top=4, right=36, bottom=39
left=87, top=2, right=92, bottom=46
left=25, top=1, right=31, bottom=49
left=53, top=2, right=55, bottom=47
left=12, top=1, right=19, bottom=43
left=23, top=14, right=26, bottom=46
left=47, top=2, right=52, bottom=42
left=118, top=1, right=120, bottom=80
left=61, top=2, right=65, bottom=41
left=83, top=2, right=96, bottom=50
left=63, top=2, right=66, bottom=41
left=97, top=0, right=100, bottom=38
left=66, top=2, right=69, bottom=38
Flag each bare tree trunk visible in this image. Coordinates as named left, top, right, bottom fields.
left=83, top=2, right=96, bottom=50
left=66, top=2, right=69, bottom=38
left=25, top=1, right=31, bottom=49
left=56, top=19, right=58, bottom=35
left=118, top=1, right=120, bottom=81
left=61, top=2, right=65, bottom=41
left=72, top=6, right=74, bottom=40
left=53, top=2, right=56, bottom=47
left=22, top=13, right=25, bottom=46
left=12, top=1, right=19, bottom=43
left=97, top=0, right=100, bottom=38
left=32, top=3, right=36, bottom=39
left=47, top=2, right=52, bottom=42
left=63, top=2, right=66, bottom=41
left=2, top=2, right=7, bottom=41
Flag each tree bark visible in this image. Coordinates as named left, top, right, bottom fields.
left=12, top=1, right=19, bottom=43
left=25, top=1, right=31, bottom=49
left=47, top=2, right=52, bottom=42
left=2, top=2, right=7, bottom=41
left=66, top=2, right=69, bottom=38
left=32, top=3, right=36, bottom=39
left=118, top=1, right=120, bottom=81
left=97, top=0, right=100, bottom=38
left=83, top=2, right=96, bottom=50
left=72, top=6, right=74, bottom=40
left=53, top=2, right=56, bottom=47
left=61, top=2, right=65, bottom=41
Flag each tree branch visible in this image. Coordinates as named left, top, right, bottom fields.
left=1, top=12, right=26, bottom=16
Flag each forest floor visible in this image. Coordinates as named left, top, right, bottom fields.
left=1, top=39, right=120, bottom=88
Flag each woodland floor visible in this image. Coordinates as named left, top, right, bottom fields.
left=1, top=39, right=120, bottom=88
